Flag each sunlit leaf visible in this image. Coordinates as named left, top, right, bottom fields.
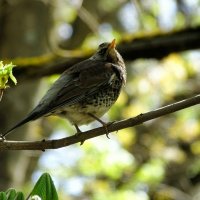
left=30, top=173, right=58, bottom=200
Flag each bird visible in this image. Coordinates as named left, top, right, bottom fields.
left=1, top=39, right=126, bottom=139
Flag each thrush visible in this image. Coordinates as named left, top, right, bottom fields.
left=1, top=39, right=126, bottom=138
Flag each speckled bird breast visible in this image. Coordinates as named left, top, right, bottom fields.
left=56, top=75, right=123, bottom=125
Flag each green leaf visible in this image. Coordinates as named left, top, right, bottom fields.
left=0, top=192, right=7, bottom=200
left=29, top=173, right=58, bottom=200
left=14, top=192, right=24, bottom=200
left=0, top=61, right=17, bottom=89
left=6, top=188, right=17, bottom=200
left=9, top=71, right=17, bottom=85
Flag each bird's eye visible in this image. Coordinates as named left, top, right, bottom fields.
left=99, top=48, right=107, bottom=55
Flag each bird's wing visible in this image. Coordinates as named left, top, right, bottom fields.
left=29, top=59, right=122, bottom=118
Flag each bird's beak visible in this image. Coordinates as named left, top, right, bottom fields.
left=108, top=39, right=116, bottom=49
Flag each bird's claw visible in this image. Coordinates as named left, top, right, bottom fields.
left=74, top=125, right=85, bottom=145
left=75, top=132, right=84, bottom=145
left=88, top=113, right=116, bottom=139
left=102, top=121, right=115, bottom=139
left=106, top=133, right=110, bottom=139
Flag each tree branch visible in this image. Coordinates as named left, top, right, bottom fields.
left=119, top=26, right=200, bottom=60
left=14, top=26, right=200, bottom=80
left=0, top=94, right=199, bottom=151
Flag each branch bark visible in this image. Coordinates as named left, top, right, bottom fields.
left=0, top=94, right=199, bottom=151
left=119, top=26, right=200, bottom=60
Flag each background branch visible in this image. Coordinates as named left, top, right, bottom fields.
left=0, top=94, right=199, bottom=151
left=14, top=26, right=200, bottom=80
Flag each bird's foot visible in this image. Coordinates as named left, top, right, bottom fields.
left=74, top=124, right=84, bottom=145
left=88, top=113, right=114, bottom=139
left=103, top=121, right=115, bottom=139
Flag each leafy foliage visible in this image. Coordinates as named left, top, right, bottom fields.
left=0, top=61, right=17, bottom=89
left=0, top=173, right=58, bottom=200
left=30, top=173, right=58, bottom=200
left=0, top=61, right=17, bottom=101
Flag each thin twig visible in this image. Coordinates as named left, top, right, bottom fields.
left=0, top=89, right=3, bottom=101
left=0, top=94, right=199, bottom=151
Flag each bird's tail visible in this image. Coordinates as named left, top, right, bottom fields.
left=2, top=119, right=29, bottom=138
left=1, top=112, right=40, bottom=138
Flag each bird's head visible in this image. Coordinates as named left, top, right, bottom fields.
left=91, top=39, right=123, bottom=64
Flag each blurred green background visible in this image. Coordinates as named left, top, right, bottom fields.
left=0, top=0, right=200, bottom=199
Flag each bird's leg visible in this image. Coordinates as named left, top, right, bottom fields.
left=88, top=113, right=113, bottom=139
left=74, top=124, right=84, bottom=145
left=74, top=124, right=82, bottom=134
